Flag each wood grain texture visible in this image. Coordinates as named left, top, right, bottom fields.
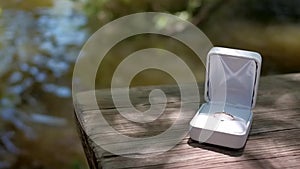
left=74, top=73, right=300, bottom=169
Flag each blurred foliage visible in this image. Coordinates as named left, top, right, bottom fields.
left=77, top=0, right=300, bottom=26
left=82, top=0, right=189, bottom=19
left=75, top=0, right=205, bottom=29
left=239, top=0, right=300, bottom=23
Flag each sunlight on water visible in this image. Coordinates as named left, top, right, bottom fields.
left=0, top=0, right=89, bottom=168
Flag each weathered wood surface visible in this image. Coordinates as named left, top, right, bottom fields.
left=75, top=73, right=300, bottom=169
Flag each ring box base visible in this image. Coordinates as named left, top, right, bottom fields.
left=190, top=103, right=253, bottom=149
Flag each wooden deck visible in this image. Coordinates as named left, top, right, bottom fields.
left=75, top=73, right=300, bottom=169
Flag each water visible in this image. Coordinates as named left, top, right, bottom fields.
left=0, top=0, right=88, bottom=168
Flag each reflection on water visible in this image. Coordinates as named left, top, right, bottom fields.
left=0, top=0, right=88, bottom=168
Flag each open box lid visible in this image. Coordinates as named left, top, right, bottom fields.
left=204, top=47, right=262, bottom=109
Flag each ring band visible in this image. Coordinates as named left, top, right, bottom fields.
left=213, top=112, right=235, bottom=120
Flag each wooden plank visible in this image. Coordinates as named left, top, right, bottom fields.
left=74, top=73, right=300, bottom=169
left=100, top=129, right=300, bottom=169
left=74, top=112, right=99, bottom=169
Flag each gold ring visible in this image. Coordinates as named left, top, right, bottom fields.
left=213, top=112, right=235, bottom=120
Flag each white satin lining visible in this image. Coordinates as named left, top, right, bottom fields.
left=208, top=54, right=257, bottom=109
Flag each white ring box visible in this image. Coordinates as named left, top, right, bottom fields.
left=189, top=47, right=262, bottom=149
